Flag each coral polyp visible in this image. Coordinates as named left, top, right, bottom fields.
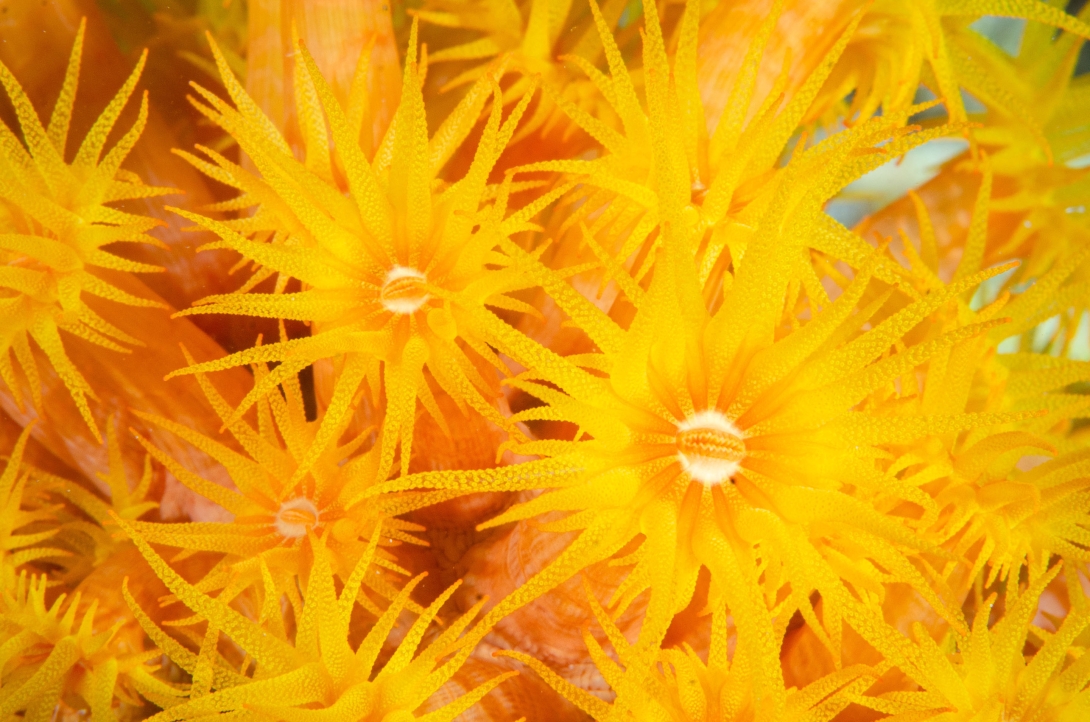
left=117, top=517, right=509, bottom=722
left=3, top=1, right=1090, bottom=721
left=169, top=24, right=552, bottom=483
left=0, top=21, right=170, bottom=439
left=501, top=592, right=882, bottom=720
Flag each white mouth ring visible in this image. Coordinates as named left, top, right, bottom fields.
left=275, top=497, right=320, bottom=538
left=676, top=410, right=745, bottom=486
left=380, top=266, right=430, bottom=315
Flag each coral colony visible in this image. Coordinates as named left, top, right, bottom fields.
left=6, top=0, right=1090, bottom=719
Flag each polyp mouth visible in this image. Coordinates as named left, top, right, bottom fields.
left=275, top=497, right=320, bottom=538
left=380, top=266, right=430, bottom=314
left=676, top=410, right=746, bottom=486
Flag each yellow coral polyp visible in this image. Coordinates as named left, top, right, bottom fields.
left=168, top=22, right=556, bottom=485
left=378, top=200, right=1036, bottom=718
left=0, top=20, right=170, bottom=439
left=0, top=424, right=59, bottom=578
left=123, top=351, right=449, bottom=615
left=818, top=0, right=1090, bottom=126
left=849, top=563, right=1090, bottom=719
left=116, top=517, right=512, bottom=722
left=0, top=570, right=152, bottom=720
left=501, top=586, right=883, bottom=721
left=418, top=0, right=628, bottom=140
left=25, top=415, right=160, bottom=585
